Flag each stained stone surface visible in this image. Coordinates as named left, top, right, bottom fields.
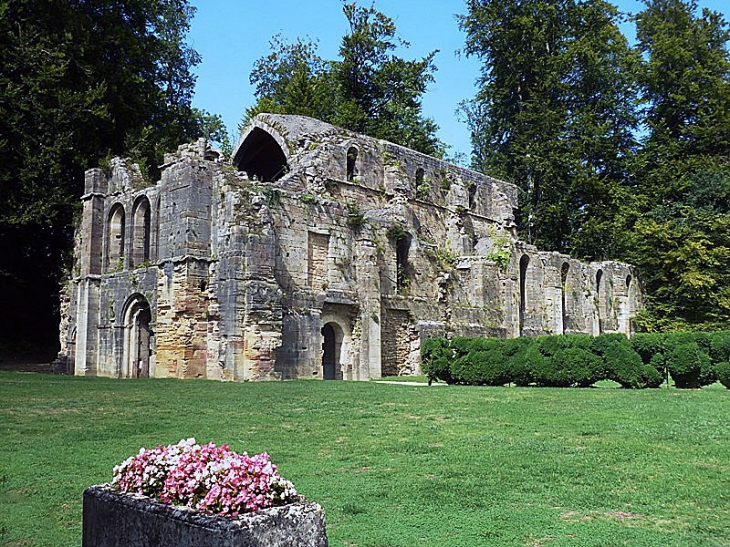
left=59, top=114, right=643, bottom=382
left=82, top=485, right=328, bottom=547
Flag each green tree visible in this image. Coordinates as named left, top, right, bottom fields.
left=245, top=2, right=442, bottom=156
left=459, top=0, right=639, bottom=257
left=0, top=0, right=207, bottom=350
left=630, top=0, right=730, bottom=330
left=243, top=35, right=331, bottom=127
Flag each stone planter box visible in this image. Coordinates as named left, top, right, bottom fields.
left=82, top=484, right=328, bottom=547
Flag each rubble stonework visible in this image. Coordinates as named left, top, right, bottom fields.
left=59, top=114, right=643, bottom=381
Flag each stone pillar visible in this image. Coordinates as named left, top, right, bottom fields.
left=79, top=169, right=107, bottom=276
left=74, top=278, right=101, bottom=376
left=353, top=236, right=381, bottom=380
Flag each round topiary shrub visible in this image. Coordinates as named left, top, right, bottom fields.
left=709, top=332, right=730, bottom=365
left=421, top=338, right=453, bottom=384
left=715, top=361, right=730, bottom=389
left=666, top=342, right=712, bottom=389
left=639, top=364, right=664, bottom=388
left=555, top=347, right=603, bottom=387
left=605, top=344, right=652, bottom=388
left=469, top=349, right=508, bottom=386
left=631, top=333, right=667, bottom=365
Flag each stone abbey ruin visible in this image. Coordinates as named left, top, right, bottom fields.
left=59, top=114, right=642, bottom=381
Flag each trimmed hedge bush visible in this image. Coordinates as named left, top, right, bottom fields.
left=716, top=362, right=730, bottom=389
left=421, top=330, right=730, bottom=389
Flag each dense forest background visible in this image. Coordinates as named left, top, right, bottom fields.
left=1, top=0, right=728, bottom=355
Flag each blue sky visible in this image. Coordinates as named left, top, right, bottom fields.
left=188, top=0, right=730, bottom=160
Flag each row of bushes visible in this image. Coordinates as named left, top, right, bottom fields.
left=421, top=331, right=730, bottom=389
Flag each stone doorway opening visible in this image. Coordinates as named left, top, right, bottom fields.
left=123, top=295, right=153, bottom=378
left=321, top=322, right=343, bottom=380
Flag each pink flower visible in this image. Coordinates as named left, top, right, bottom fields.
left=111, top=439, right=298, bottom=517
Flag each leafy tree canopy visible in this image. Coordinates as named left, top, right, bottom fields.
left=244, top=2, right=442, bottom=157
left=459, top=0, right=639, bottom=258
left=629, top=0, right=730, bottom=331
left=0, top=0, right=214, bottom=349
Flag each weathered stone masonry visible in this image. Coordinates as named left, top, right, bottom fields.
left=59, top=114, right=643, bottom=381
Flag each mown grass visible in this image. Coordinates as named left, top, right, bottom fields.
left=1, top=371, right=729, bottom=546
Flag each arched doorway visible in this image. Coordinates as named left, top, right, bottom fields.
left=321, top=322, right=343, bottom=380
left=122, top=295, right=152, bottom=378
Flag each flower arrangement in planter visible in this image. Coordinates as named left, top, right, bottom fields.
left=112, top=438, right=298, bottom=516
left=83, top=439, right=328, bottom=547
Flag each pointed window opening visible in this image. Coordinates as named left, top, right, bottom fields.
left=154, top=195, right=161, bottom=261
left=561, top=262, right=570, bottom=334
left=131, top=197, right=151, bottom=267
left=519, top=255, right=529, bottom=335
left=347, top=147, right=358, bottom=181
left=107, top=204, right=125, bottom=271
left=234, top=127, right=288, bottom=181
left=596, top=269, right=604, bottom=334
left=396, top=235, right=411, bottom=291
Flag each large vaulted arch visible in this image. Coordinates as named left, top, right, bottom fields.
left=233, top=126, right=289, bottom=182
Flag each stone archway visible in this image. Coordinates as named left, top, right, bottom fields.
left=122, top=295, right=153, bottom=378
left=320, top=320, right=347, bottom=380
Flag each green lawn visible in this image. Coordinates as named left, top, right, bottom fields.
left=1, top=372, right=729, bottom=546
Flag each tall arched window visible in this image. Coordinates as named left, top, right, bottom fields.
left=107, top=204, right=125, bottom=271
left=595, top=269, right=604, bottom=334
left=561, top=262, right=570, bottom=334
left=131, top=196, right=151, bottom=267
left=347, top=147, right=358, bottom=181
left=154, top=195, right=161, bottom=261
left=519, top=255, right=529, bottom=335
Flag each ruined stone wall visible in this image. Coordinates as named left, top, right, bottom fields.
left=61, top=114, right=643, bottom=382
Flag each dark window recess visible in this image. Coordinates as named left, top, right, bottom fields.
left=396, top=236, right=411, bottom=289
left=519, top=255, right=529, bottom=334
left=234, top=128, right=288, bottom=182
left=347, top=147, right=358, bottom=181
